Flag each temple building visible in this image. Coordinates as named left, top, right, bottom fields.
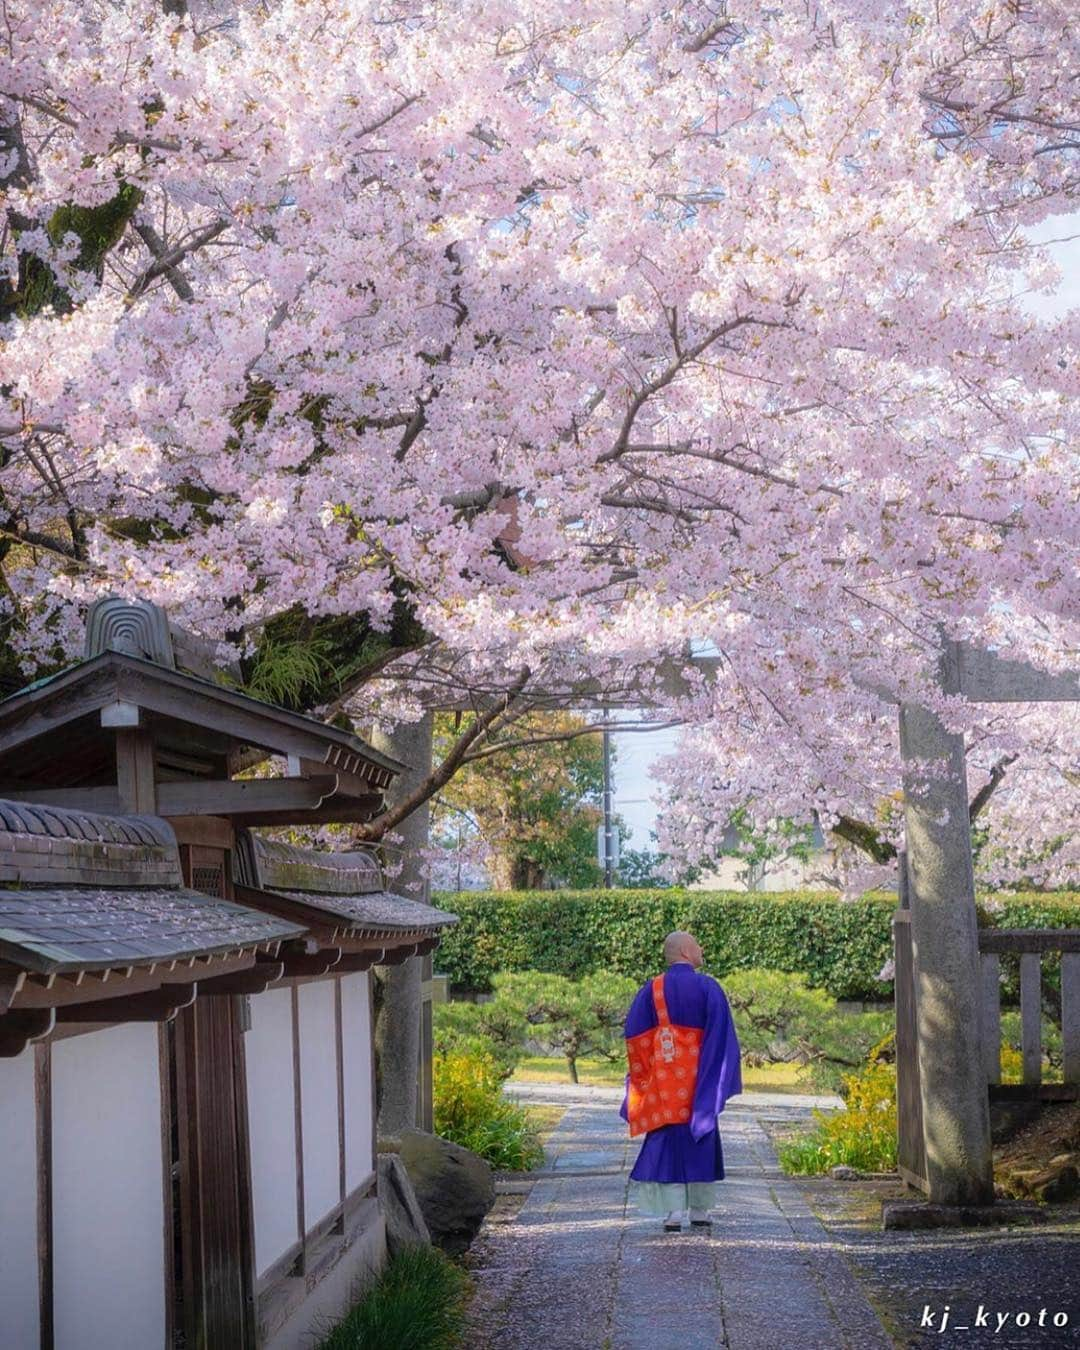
left=0, top=599, right=454, bottom=1350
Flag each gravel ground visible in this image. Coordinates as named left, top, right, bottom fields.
left=466, top=1088, right=889, bottom=1350
left=793, top=1173, right=1080, bottom=1349
left=472, top=1084, right=1080, bottom=1349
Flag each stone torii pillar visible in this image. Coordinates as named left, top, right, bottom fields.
left=899, top=640, right=1078, bottom=1207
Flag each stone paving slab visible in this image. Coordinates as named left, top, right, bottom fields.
left=465, top=1091, right=892, bottom=1349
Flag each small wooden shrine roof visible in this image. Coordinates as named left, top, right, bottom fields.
left=238, top=834, right=458, bottom=940
left=0, top=599, right=402, bottom=805
left=0, top=801, right=303, bottom=975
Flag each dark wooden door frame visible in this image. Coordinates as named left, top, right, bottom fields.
left=173, top=841, right=257, bottom=1350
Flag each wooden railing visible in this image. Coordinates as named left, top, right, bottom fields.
left=978, top=929, right=1080, bottom=1099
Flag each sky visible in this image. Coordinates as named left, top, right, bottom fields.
left=611, top=214, right=1079, bottom=854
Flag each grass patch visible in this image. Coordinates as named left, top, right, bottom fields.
left=524, top=1103, right=566, bottom=1145
left=510, top=1055, right=814, bottom=1094
left=319, top=1245, right=469, bottom=1350
left=511, top=1054, right=625, bottom=1086
left=740, top=1060, right=815, bottom=1093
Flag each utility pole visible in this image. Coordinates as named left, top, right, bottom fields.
left=602, top=711, right=614, bottom=888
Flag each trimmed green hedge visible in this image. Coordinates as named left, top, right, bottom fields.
left=432, top=889, right=1080, bottom=1002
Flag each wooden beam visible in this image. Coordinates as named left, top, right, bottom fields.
left=196, top=962, right=284, bottom=996
left=0, top=1007, right=56, bottom=1057
left=10, top=952, right=258, bottom=1010
left=157, top=776, right=339, bottom=817
left=116, top=727, right=156, bottom=812
left=0, top=786, right=124, bottom=813
left=297, top=757, right=384, bottom=799
left=224, top=796, right=384, bottom=827
left=978, top=928, right=1080, bottom=954
left=980, top=953, right=1001, bottom=1086
left=1063, top=953, right=1080, bottom=1086
left=36, top=1043, right=53, bottom=1350
left=0, top=960, right=24, bottom=1012
left=378, top=943, right=420, bottom=967
left=167, top=814, right=235, bottom=850
left=335, top=979, right=346, bottom=1208
left=55, top=982, right=197, bottom=1024
left=0, top=660, right=119, bottom=756
left=290, top=986, right=306, bottom=1274
left=114, top=663, right=401, bottom=781
left=334, top=951, right=384, bottom=974
left=1020, top=953, right=1042, bottom=1085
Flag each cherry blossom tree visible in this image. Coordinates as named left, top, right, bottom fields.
left=1, top=0, right=1077, bottom=879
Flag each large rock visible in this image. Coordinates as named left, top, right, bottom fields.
left=391, top=1127, right=495, bottom=1255
left=377, top=1152, right=432, bottom=1255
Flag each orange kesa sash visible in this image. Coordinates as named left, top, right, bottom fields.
left=625, top=974, right=703, bottom=1137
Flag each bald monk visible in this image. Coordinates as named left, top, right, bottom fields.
left=620, top=931, right=742, bottom=1231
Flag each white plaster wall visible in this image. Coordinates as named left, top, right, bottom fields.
left=339, top=973, right=374, bottom=1192
left=51, top=1024, right=165, bottom=1350
left=0, top=1051, right=40, bottom=1349
left=298, top=981, right=340, bottom=1225
left=246, top=987, right=300, bottom=1276
left=262, top=1205, right=386, bottom=1350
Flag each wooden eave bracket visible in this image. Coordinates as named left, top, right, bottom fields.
left=55, top=981, right=198, bottom=1024
left=0, top=1007, right=55, bottom=1057
left=261, top=947, right=343, bottom=980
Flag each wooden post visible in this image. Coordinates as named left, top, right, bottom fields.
left=1019, top=953, right=1042, bottom=1085
left=980, top=953, right=1001, bottom=1086
left=899, top=695, right=994, bottom=1207
left=1063, top=953, right=1080, bottom=1086
left=371, top=713, right=432, bottom=1137
left=115, top=728, right=156, bottom=813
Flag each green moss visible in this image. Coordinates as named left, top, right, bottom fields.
left=9, top=182, right=143, bottom=317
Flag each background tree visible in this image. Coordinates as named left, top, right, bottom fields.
left=432, top=710, right=624, bottom=890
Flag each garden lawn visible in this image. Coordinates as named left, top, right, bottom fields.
left=510, top=1055, right=811, bottom=1093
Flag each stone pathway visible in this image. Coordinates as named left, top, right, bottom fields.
left=464, top=1086, right=893, bottom=1349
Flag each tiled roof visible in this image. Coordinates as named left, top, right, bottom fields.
left=0, top=799, right=304, bottom=973
left=267, top=887, right=457, bottom=935
left=0, top=800, right=181, bottom=888
left=0, top=885, right=303, bottom=974
left=241, top=833, right=457, bottom=935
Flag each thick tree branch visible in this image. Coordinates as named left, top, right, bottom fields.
left=128, top=219, right=229, bottom=301
left=353, top=666, right=532, bottom=841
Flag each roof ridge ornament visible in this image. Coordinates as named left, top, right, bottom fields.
left=85, top=597, right=176, bottom=669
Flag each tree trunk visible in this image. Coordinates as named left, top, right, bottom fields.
left=372, top=713, right=433, bottom=1137
left=511, top=855, right=546, bottom=890
left=899, top=698, right=993, bottom=1206
left=567, top=1055, right=579, bottom=1084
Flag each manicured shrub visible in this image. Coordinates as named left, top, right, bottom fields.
left=493, top=970, right=639, bottom=1083
left=722, top=968, right=894, bottom=1093
left=432, top=999, right=528, bottom=1079
left=433, top=1050, right=543, bottom=1171
left=319, top=1244, right=469, bottom=1350
left=433, top=888, right=1080, bottom=1002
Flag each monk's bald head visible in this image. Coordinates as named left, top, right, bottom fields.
left=663, top=931, right=703, bottom=968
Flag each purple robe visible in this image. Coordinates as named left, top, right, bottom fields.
left=619, top=963, right=742, bottom=1184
